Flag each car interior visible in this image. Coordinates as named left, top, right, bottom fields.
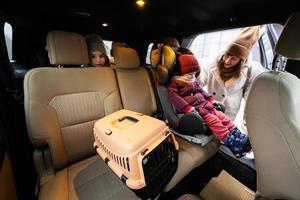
left=0, top=1, right=300, bottom=200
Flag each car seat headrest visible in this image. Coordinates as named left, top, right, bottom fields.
left=114, top=47, right=140, bottom=69
left=152, top=46, right=200, bottom=85
left=152, top=45, right=176, bottom=85
left=275, top=12, right=300, bottom=60
left=46, top=31, right=89, bottom=65
left=162, top=45, right=176, bottom=70
left=111, top=41, right=129, bottom=57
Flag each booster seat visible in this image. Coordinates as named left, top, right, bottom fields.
left=150, top=45, right=214, bottom=145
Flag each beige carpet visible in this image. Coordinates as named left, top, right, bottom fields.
left=199, top=170, right=255, bottom=200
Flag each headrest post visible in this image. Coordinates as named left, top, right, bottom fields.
left=272, top=55, right=287, bottom=72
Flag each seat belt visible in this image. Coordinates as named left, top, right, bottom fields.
left=242, top=67, right=252, bottom=98
left=147, top=68, right=165, bottom=120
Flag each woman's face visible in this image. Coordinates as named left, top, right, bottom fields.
left=222, top=53, right=240, bottom=68
left=89, top=51, right=106, bottom=67
left=150, top=49, right=161, bottom=67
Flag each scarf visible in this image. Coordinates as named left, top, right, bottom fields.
left=218, top=62, right=241, bottom=82
left=174, top=72, right=196, bottom=83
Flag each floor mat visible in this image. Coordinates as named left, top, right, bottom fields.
left=219, top=145, right=256, bottom=170
left=200, top=170, right=255, bottom=200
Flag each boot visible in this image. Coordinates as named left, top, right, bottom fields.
left=223, top=127, right=252, bottom=158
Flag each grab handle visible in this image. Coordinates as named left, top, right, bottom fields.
left=118, top=116, right=139, bottom=123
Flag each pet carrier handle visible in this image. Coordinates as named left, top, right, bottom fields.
left=118, top=116, right=139, bottom=123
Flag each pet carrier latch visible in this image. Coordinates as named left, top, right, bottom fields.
left=104, top=157, right=110, bottom=164
left=121, top=174, right=128, bottom=183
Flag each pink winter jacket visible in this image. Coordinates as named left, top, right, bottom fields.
left=168, top=78, right=215, bottom=115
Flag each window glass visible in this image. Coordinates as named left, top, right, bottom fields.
left=189, top=28, right=250, bottom=69
left=187, top=24, right=283, bottom=69
left=103, top=40, right=112, bottom=58
left=189, top=28, right=241, bottom=68
left=4, top=22, right=13, bottom=60
left=145, top=43, right=153, bottom=65
left=260, top=24, right=283, bottom=69
left=271, top=24, right=284, bottom=40
left=260, top=28, right=274, bottom=69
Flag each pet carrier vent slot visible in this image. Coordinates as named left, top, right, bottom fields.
left=95, top=137, right=131, bottom=172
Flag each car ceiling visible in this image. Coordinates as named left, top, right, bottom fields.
left=2, top=0, right=300, bottom=41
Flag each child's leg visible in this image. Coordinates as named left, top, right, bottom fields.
left=202, top=113, right=230, bottom=141
left=213, top=110, right=235, bottom=130
left=204, top=110, right=251, bottom=158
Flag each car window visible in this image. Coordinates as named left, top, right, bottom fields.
left=260, top=28, right=274, bottom=69
left=186, top=24, right=283, bottom=69
left=145, top=43, right=153, bottom=65
left=4, top=22, right=13, bottom=60
left=260, top=24, right=283, bottom=69
left=103, top=40, right=112, bottom=58
left=187, top=27, right=260, bottom=68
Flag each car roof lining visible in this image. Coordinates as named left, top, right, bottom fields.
left=2, top=0, right=299, bottom=39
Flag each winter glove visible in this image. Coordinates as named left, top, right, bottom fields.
left=207, top=97, right=225, bottom=112
left=183, top=106, right=198, bottom=114
left=213, top=102, right=226, bottom=113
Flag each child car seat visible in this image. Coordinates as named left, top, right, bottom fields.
left=150, top=45, right=214, bottom=146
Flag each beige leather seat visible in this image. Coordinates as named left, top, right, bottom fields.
left=177, top=194, right=203, bottom=200
left=114, top=47, right=157, bottom=116
left=24, top=31, right=139, bottom=200
left=113, top=47, right=219, bottom=192
left=245, top=13, right=300, bottom=199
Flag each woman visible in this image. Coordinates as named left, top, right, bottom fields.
left=200, top=26, right=265, bottom=122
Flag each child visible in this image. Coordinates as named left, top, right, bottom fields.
left=167, top=48, right=251, bottom=158
left=85, top=34, right=109, bottom=67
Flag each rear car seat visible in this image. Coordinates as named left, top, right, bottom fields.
left=24, top=31, right=139, bottom=200
left=113, top=47, right=220, bottom=192
left=114, top=47, right=157, bottom=116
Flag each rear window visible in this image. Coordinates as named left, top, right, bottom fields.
left=145, top=43, right=154, bottom=65
left=103, top=40, right=112, bottom=58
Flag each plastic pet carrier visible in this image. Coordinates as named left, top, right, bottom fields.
left=93, top=109, right=178, bottom=199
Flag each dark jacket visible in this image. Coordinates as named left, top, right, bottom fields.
left=168, top=78, right=214, bottom=115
